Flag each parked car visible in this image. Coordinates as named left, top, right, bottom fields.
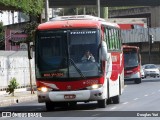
left=141, top=67, right=145, bottom=79
left=143, top=64, right=160, bottom=78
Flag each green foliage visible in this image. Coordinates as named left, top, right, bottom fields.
left=0, top=22, right=4, bottom=40
left=6, top=78, right=19, bottom=96
left=0, top=0, right=44, bottom=15
left=23, top=22, right=38, bottom=42
left=0, top=22, right=5, bottom=49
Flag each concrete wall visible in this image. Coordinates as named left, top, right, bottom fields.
left=109, top=7, right=151, bottom=18
left=122, top=27, right=160, bottom=43
left=109, top=6, right=160, bottom=28
left=0, top=51, right=35, bottom=90
left=122, top=28, right=160, bottom=64
left=151, top=6, right=160, bottom=27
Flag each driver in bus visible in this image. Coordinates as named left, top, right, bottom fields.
left=128, top=56, right=138, bottom=65
left=81, top=50, right=95, bottom=62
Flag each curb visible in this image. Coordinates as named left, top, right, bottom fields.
left=0, top=93, right=37, bottom=107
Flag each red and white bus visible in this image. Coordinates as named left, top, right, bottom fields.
left=35, top=15, right=124, bottom=111
left=123, top=45, right=142, bottom=84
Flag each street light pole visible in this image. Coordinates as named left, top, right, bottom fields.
left=97, top=0, right=100, bottom=17
left=45, top=0, right=49, bottom=22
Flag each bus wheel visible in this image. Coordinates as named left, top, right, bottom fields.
left=98, top=99, right=107, bottom=108
left=112, top=95, right=120, bottom=104
left=107, top=98, right=112, bottom=105
left=69, top=102, right=77, bottom=108
left=45, top=102, right=55, bottom=111
left=135, top=78, right=141, bottom=84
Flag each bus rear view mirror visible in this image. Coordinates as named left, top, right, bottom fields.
left=100, top=41, right=108, bottom=61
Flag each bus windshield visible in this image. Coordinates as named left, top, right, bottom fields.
left=124, top=50, right=139, bottom=68
left=36, top=29, right=101, bottom=79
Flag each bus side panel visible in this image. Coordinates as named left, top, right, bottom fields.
left=109, top=52, right=124, bottom=97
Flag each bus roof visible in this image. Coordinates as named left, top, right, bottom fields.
left=37, top=15, right=119, bottom=30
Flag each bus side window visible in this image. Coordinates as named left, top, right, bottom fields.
left=113, top=29, right=118, bottom=50
left=111, top=29, right=115, bottom=50
left=107, top=28, right=122, bottom=51
left=115, top=29, right=119, bottom=50
left=108, top=29, right=113, bottom=50
left=104, top=27, right=110, bottom=49
left=118, top=30, right=122, bottom=50
left=116, top=30, right=120, bottom=50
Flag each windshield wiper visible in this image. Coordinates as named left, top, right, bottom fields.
left=69, top=58, right=86, bottom=79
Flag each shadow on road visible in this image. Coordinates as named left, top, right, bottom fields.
left=125, top=78, right=160, bottom=85
left=142, top=78, right=160, bottom=82
left=0, top=102, right=98, bottom=112
left=0, top=105, right=46, bottom=112
left=54, top=102, right=98, bottom=111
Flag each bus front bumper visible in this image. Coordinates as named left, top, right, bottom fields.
left=37, top=88, right=105, bottom=103
left=124, top=72, right=140, bottom=81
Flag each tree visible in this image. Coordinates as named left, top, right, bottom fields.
left=23, top=22, right=38, bottom=42
left=23, top=22, right=38, bottom=94
left=0, top=0, right=44, bottom=15
left=6, top=78, right=19, bottom=96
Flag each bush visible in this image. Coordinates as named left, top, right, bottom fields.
left=6, top=78, right=19, bottom=96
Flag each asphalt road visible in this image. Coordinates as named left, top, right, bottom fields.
left=0, top=78, right=160, bottom=120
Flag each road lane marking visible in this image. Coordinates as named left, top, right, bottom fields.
left=151, top=92, right=155, bottom=94
left=133, top=98, right=139, bottom=101
left=37, top=108, right=43, bottom=110
left=111, top=107, right=117, bottom=110
left=144, top=94, right=148, bottom=97
left=123, top=102, right=128, bottom=105
left=91, top=114, right=100, bottom=116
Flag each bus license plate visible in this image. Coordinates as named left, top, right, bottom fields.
left=64, top=94, right=76, bottom=99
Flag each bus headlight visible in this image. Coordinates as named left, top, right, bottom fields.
left=41, top=87, right=48, bottom=92
left=86, top=84, right=102, bottom=90
left=37, top=87, right=52, bottom=92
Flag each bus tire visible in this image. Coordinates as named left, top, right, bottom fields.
left=98, top=99, right=107, bottom=108
left=135, top=78, right=141, bottom=84
left=45, top=102, right=55, bottom=111
left=69, top=102, right=77, bottom=108
left=107, top=98, right=112, bottom=105
left=112, top=95, right=120, bottom=104
left=119, top=78, right=122, bottom=95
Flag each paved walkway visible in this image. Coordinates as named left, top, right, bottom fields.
left=0, top=88, right=37, bottom=107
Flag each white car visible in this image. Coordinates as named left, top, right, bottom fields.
left=143, top=64, right=160, bottom=78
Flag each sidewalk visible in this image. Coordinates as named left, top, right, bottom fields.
left=0, top=88, right=37, bottom=107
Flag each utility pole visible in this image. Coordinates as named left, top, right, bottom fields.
left=97, top=0, right=100, bottom=17
left=149, top=33, right=154, bottom=64
left=76, top=8, right=79, bottom=15
left=27, top=42, right=34, bottom=94
left=29, top=58, right=34, bottom=94
left=83, top=7, right=86, bottom=15
left=45, top=0, right=49, bottom=22
left=148, top=27, right=151, bottom=64
left=100, top=7, right=108, bottom=19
